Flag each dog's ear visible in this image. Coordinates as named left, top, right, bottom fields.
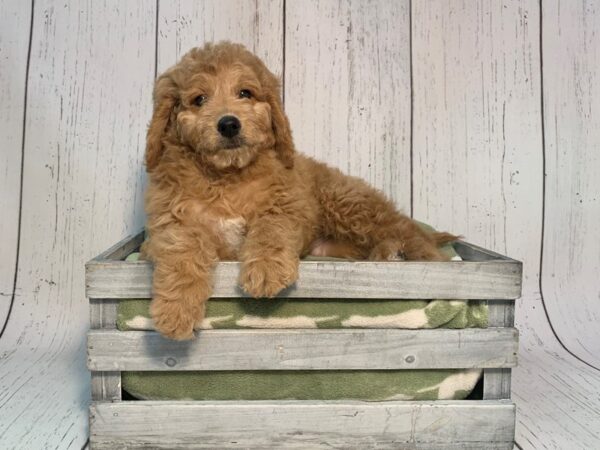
left=266, top=91, right=295, bottom=169
left=146, top=74, right=178, bottom=172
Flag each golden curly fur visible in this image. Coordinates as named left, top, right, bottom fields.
left=143, top=42, right=456, bottom=340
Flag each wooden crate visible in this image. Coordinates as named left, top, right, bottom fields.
left=86, top=231, right=521, bottom=449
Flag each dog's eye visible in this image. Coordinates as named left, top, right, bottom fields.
left=239, top=89, right=252, bottom=99
left=193, top=95, right=207, bottom=107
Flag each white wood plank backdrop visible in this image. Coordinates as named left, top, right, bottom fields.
left=1, top=0, right=599, bottom=449
left=285, top=0, right=412, bottom=209
left=0, top=1, right=155, bottom=448
left=0, top=0, right=30, bottom=335
left=540, top=0, right=600, bottom=369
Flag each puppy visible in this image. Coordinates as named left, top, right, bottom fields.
left=143, top=42, right=456, bottom=340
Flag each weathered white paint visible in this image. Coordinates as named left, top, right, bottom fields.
left=87, top=328, right=518, bottom=371
left=157, top=0, right=283, bottom=76
left=0, top=1, right=156, bottom=448
left=285, top=0, right=411, bottom=210
left=89, top=400, right=515, bottom=449
left=541, top=0, right=600, bottom=369
left=0, top=0, right=31, bottom=326
left=90, top=299, right=120, bottom=402
left=411, top=0, right=543, bottom=300
left=483, top=300, right=514, bottom=400
left=86, top=257, right=522, bottom=300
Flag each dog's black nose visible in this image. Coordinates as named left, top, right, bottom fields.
left=217, top=115, right=241, bottom=138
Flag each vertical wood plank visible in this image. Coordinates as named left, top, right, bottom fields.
left=483, top=300, right=515, bottom=400
left=412, top=0, right=542, bottom=299
left=540, top=0, right=600, bottom=368
left=285, top=0, right=411, bottom=210
left=0, top=2, right=156, bottom=448
left=90, top=299, right=121, bottom=401
left=89, top=299, right=118, bottom=329
left=90, top=372, right=121, bottom=402
left=0, top=0, right=31, bottom=325
left=157, top=0, right=283, bottom=75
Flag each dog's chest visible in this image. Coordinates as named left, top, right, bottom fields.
left=213, top=216, right=247, bottom=253
left=191, top=178, right=273, bottom=256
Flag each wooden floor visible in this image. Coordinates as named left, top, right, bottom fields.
left=512, top=296, right=600, bottom=449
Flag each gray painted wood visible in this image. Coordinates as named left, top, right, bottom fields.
left=453, top=241, right=518, bottom=263
left=90, top=231, right=144, bottom=263
left=86, top=234, right=522, bottom=300
left=89, top=400, right=515, bottom=449
left=457, top=240, right=519, bottom=406
left=484, top=300, right=515, bottom=400
left=89, top=299, right=118, bottom=329
left=541, top=0, right=600, bottom=369
left=87, top=328, right=518, bottom=371
left=484, top=368, right=512, bottom=401
left=89, top=299, right=121, bottom=401
left=90, top=372, right=121, bottom=403
left=0, top=0, right=31, bottom=326
left=0, top=2, right=156, bottom=448
left=285, top=0, right=411, bottom=210
left=86, top=257, right=522, bottom=300
left=488, top=300, right=516, bottom=328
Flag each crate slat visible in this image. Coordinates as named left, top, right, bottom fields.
left=86, top=258, right=522, bottom=300
left=87, top=328, right=517, bottom=371
left=90, top=298, right=121, bottom=401
left=483, top=300, right=515, bottom=399
left=90, top=231, right=145, bottom=262
left=89, top=400, right=515, bottom=449
left=453, top=241, right=518, bottom=262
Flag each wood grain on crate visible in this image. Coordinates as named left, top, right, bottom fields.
left=86, top=243, right=522, bottom=301
left=89, top=400, right=515, bottom=450
left=87, top=328, right=517, bottom=371
left=89, top=299, right=121, bottom=401
left=483, top=300, right=515, bottom=400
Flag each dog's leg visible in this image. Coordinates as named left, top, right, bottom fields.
left=144, top=224, right=218, bottom=340
left=317, top=173, right=453, bottom=261
left=239, top=214, right=307, bottom=298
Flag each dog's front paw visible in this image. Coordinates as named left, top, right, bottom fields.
left=150, top=295, right=205, bottom=340
left=240, top=255, right=299, bottom=298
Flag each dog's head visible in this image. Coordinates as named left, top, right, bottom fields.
left=145, top=42, right=294, bottom=172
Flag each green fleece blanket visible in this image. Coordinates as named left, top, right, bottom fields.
left=119, top=238, right=487, bottom=401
